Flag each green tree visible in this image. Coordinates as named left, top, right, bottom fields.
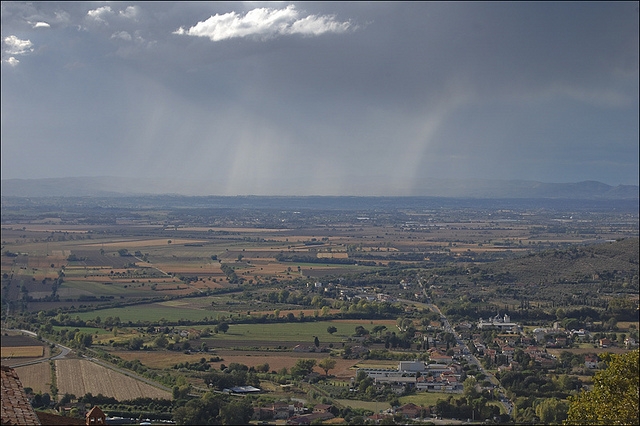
left=565, top=349, right=639, bottom=425
left=129, top=337, right=144, bottom=350
left=173, top=395, right=220, bottom=424
left=154, top=334, right=169, bottom=348
left=172, top=384, right=191, bottom=401
left=220, top=398, right=253, bottom=425
left=372, top=325, right=387, bottom=335
left=327, top=326, right=337, bottom=334
left=318, top=357, right=336, bottom=376
left=463, top=376, right=479, bottom=403
left=536, top=398, right=568, bottom=424
left=74, top=332, right=92, bottom=348
left=291, top=359, right=317, bottom=378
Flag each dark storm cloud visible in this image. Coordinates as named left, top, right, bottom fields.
left=1, top=2, right=638, bottom=194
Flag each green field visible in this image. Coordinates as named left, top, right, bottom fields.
left=399, top=392, right=452, bottom=407
left=202, top=321, right=348, bottom=343
left=198, top=320, right=386, bottom=342
left=75, top=304, right=233, bottom=323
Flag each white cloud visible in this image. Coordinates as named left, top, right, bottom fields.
left=3, top=35, right=33, bottom=55
left=119, top=6, right=139, bottom=20
left=111, top=31, right=132, bottom=41
left=33, top=21, right=50, bottom=28
left=3, top=57, right=19, bottom=67
left=174, top=4, right=353, bottom=42
left=87, top=6, right=113, bottom=23
left=288, top=14, right=352, bottom=35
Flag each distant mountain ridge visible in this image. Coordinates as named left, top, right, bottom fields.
left=0, top=176, right=638, bottom=199
left=412, top=179, right=639, bottom=199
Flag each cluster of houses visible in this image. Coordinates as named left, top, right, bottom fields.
left=470, top=316, right=638, bottom=372
left=356, top=354, right=465, bottom=394
left=337, top=287, right=397, bottom=303
left=305, top=279, right=403, bottom=303
left=597, top=336, right=637, bottom=349
left=531, top=325, right=637, bottom=350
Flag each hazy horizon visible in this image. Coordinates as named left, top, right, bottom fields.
left=2, top=2, right=638, bottom=196
left=1, top=175, right=638, bottom=199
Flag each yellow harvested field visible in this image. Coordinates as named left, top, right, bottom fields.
left=617, top=321, right=640, bottom=329
left=1, top=346, right=44, bottom=358
left=83, top=238, right=207, bottom=248
left=14, top=363, right=51, bottom=395
left=112, top=351, right=201, bottom=369
left=55, top=359, right=171, bottom=401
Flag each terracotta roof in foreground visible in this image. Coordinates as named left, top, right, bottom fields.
left=1, top=365, right=41, bottom=425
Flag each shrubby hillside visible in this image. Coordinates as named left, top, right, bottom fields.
left=479, top=238, right=638, bottom=289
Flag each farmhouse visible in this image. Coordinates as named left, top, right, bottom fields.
left=428, top=351, right=453, bottom=364
left=570, top=329, right=591, bottom=342
left=86, top=406, right=106, bottom=425
left=286, top=411, right=335, bottom=425
left=313, top=403, right=335, bottom=414
left=584, top=354, right=599, bottom=369
left=396, top=402, right=427, bottom=419
left=253, top=401, right=307, bottom=421
left=500, top=346, right=515, bottom=361
left=599, top=338, right=613, bottom=348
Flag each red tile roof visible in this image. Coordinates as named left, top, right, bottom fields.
left=1, top=365, right=42, bottom=425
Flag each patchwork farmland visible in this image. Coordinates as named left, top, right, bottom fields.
left=1, top=195, right=637, bottom=424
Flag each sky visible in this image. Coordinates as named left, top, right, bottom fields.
left=1, top=2, right=638, bottom=196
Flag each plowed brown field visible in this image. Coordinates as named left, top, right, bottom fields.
left=14, top=362, right=51, bottom=395
left=55, top=359, right=171, bottom=400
